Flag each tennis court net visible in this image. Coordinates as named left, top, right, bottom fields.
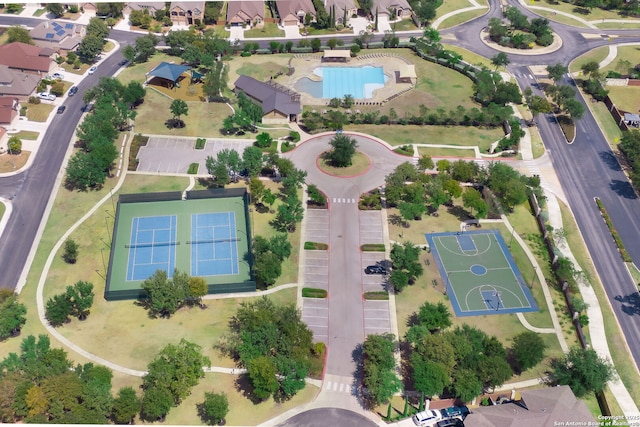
left=124, top=241, right=180, bottom=248
left=186, top=237, right=241, bottom=245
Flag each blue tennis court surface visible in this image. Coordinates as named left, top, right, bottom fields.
left=190, top=212, right=239, bottom=277
left=126, top=216, right=177, bottom=281
left=457, top=234, right=476, bottom=252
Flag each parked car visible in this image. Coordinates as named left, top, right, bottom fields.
left=440, top=406, right=469, bottom=420
left=436, top=419, right=464, bottom=427
left=37, top=92, right=56, bottom=101
left=412, top=410, right=442, bottom=426
left=88, top=66, right=97, bottom=75
left=68, top=86, right=78, bottom=96
left=365, top=265, right=387, bottom=275
left=57, top=105, right=66, bottom=114
left=51, top=72, right=64, bottom=80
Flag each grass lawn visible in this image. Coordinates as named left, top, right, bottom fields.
left=344, top=124, right=503, bottom=152
left=418, top=146, right=477, bottom=157
left=531, top=8, right=591, bottom=28
left=391, top=18, right=419, bottom=31
left=442, top=44, right=494, bottom=69
left=11, top=130, right=39, bottom=140
left=438, top=8, right=488, bottom=30
left=21, top=103, right=54, bottom=122
left=0, top=151, right=30, bottom=173
left=236, top=60, right=291, bottom=82
left=584, top=98, right=623, bottom=148
left=317, top=151, right=370, bottom=176
left=536, top=0, right=635, bottom=22
left=596, top=21, right=640, bottom=29
left=600, top=45, right=640, bottom=74
left=436, top=0, right=480, bottom=19
left=569, top=46, right=609, bottom=74
left=559, top=199, right=640, bottom=404
left=244, top=22, right=284, bottom=38
left=164, top=373, right=318, bottom=425
left=607, top=86, right=640, bottom=115
left=0, top=199, right=5, bottom=221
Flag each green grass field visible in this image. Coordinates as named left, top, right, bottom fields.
left=345, top=124, right=503, bottom=152
left=10, top=130, right=39, bottom=140
left=600, top=46, right=640, bottom=74
left=531, top=8, right=591, bottom=28
left=21, top=103, right=54, bottom=122
left=244, top=22, right=285, bottom=38
left=438, top=8, right=488, bottom=30
left=535, top=0, right=637, bottom=22
left=570, top=46, right=609, bottom=74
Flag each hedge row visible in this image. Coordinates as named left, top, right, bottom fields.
left=304, top=241, right=329, bottom=250
left=595, top=198, right=632, bottom=262
left=361, top=243, right=386, bottom=252
left=302, top=287, right=328, bottom=298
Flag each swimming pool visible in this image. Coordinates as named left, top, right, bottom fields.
left=294, top=66, right=388, bottom=99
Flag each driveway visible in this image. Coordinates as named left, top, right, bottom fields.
left=136, top=136, right=254, bottom=174
left=283, top=24, right=301, bottom=38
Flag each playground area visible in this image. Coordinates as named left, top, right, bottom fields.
left=105, top=189, right=254, bottom=300
left=425, top=229, right=539, bottom=317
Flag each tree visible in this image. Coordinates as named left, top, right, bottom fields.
left=198, top=392, right=228, bottom=425
left=310, top=38, right=322, bottom=52
left=417, top=302, right=451, bottom=333
left=133, top=33, right=158, bottom=62
left=549, top=347, right=614, bottom=397
left=141, top=269, right=187, bottom=318
left=564, top=98, right=586, bottom=120
left=45, top=294, right=72, bottom=327
left=389, top=242, right=423, bottom=291
left=511, top=331, right=546, bottom=372
left=111, top=386, right=140, bottom=424
left=0, top=291, right=27, bottom=340
left=546, top=63, right=568, bottom=83
left=362, top=333, right=400, bottom=406
left=255, top=132, right=273, bottom=148
left=528, top=94, right=552, bottom=115
left=360, top=0, right=373, bottom=14
left=452, top=368, right=483, bottom=402
left=272, top=195, right=304, bottom=232
left=418, top=155, right=434, bottom=170
left=46, top=3, right=65, bottom=17
left=188, top=277, right=208, bottom=306
left=327, top=134, right=358, bottom=167
left=169, top=99, right=188, bottom=126
left=411, top=356, right=450, bottom=397
left=6, top=26, right=33, bottom=44
left=398, top=201, right=426, bottom=222
left=66, top=281, right=94, bottom=320
left=491, top=52, right=510, bottom=69
left=77, top=34, right=105, bottom=63
left=243, top=145, right=264, bottom=177
left=63, top=239, right=79, bottom=264
left=253, top=252, right=282, bottom=287
left=247, top=356, right=279, bottom=400
left=122, top=44, right=136, bottom=63
left=462, top=188, right=488, bottom=218
left=87, top=16, right=110, bottom=39
left=580, top=61, right=600, bottom=80
left=7, top=136, right=21, bottom=154
left=268, top=234, right=292, bottom=261
left=140, top=387, right=173, bottom=421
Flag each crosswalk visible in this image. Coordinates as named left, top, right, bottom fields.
left=332, top=198, right=357, bottom=204
left=324, top=379, right=356, bottom=394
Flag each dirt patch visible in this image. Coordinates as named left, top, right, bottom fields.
left=0, top=151, right=30, bottom=173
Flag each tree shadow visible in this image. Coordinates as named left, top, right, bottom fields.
left=165, top=118, right=185, bottom=129
left=389, top=213, right=408, bottom=229
left=351, top=343, right=370, bottom=410
left=572, top=6, right=591, bottom=15
left=234, top=373, right=264, bottom=405
left=599, top=151, right=622, bottom=172
left=406, top=312, right=420, bottom=328
left=615, top=292, right=640, bottom=316
left=447, top=205, right=473, bottom=221
left=609, top=180, right=638, bottom=199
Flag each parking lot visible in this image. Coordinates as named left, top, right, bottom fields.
left=136, top=137, right=254, bottom=174
left=359, top=211, right=384, bottom=245
left=305, top=210, right=329, bottom=244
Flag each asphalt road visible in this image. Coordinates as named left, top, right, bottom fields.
left=0, top=17, right=138, bottom=290
left=275, top=407, right=378, bottom=427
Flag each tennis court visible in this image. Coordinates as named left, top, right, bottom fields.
left=425, top=229, right=538, bottom=317
left=105, top=189, right=254, bottom=301
left=126, top=215, right=178, bottom=281
left=190, top=212, right=239, bottom=276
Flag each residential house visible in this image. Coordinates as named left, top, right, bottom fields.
left=226, top=0, right=265, bottom=28
left=324, top=0, right=357, bottom=25
left=81, top=3, right=98, bottom=15
left=276, top=0, right=316, bottom=26
left=0, top=65, right=41, bottom=98
left=234, top=75, right=301, bottom=124
left=0, top=126, right=8, bottom=153
left=169, top=1, right=205, bottom=26
left=0, top=42, right=56, bottom=75
left=0, top=96, right=20, bottom=126
left=123, top=2, right=165, bottom=17
left=29, top=20, right=86, bottom=53
left=373, top=0, right=412, bottom=18
left=464, top=386, right=597, bottom=427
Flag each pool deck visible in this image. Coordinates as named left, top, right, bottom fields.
left=279, top=53, right=416, bottom=106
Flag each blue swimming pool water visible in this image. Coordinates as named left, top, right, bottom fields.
left=294, top=66, right=387, bottom=99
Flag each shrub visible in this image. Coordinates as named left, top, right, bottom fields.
left=50, top=82, right=65, bottom=96
left=304, top=241, right=328, bottom=250
left=28, top=96, right=41, bottom=104
left=129, top=134, right=149, bottom=171
left=187, top=163, right=199, bottom=174
left=302, top=288, right=328, bottom=298
left=63, top=239, right=79, bottom=263
left=361, top=243, right=385, bottom=251
left=7, top=136, right=21, bottom=154
left=364, top=291, right=389, bottom=300
left=195, top=138, right=206, bottom=149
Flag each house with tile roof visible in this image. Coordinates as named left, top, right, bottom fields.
left=29, top=20, right=86, bottom=53
left=373, top=0, right=412, bottom=18
left=123, top=1, right=165, bottom=16
left=276, top=0, right=316, bottom=26
left=169, top=1, right=205, bottom=26
left=464, top=386, right=597, bottom=427
left=234, top=75, right=301, bottom=124
left=0, top=97, right=20, bottom=126
left=0, top=42, right=56, bottom=75
left=227, top=0, right=266, bottom=28
left=0, top=65, right=41, bottom=99
left=324, top=0, right=357, bottom=25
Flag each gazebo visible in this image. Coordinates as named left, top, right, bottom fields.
left=398, top=64, right=416, bottom=84
left=322, top=49, right=351, bottom=62
left=145, top=62, right=192, bottom=88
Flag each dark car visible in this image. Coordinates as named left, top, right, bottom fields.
left=440, top=406, right=469, bottom=420
left=57, top=105, right=66, bottom=114
left=365, top=265, right=387, bottom=275
left=68, top=86, right=78, bottom=96
left=436, top=419, right=464, bottom=427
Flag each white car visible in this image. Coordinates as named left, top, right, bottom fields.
left=50, top=72, right=64, bottom=80
left=88, top=66, right=97, bottom=75
left=37, top=92, right=56, bottom=101
left=412, top=410, right=442, bottom=426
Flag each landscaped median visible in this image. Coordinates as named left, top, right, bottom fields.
left=364, top=291, right=389, bottom=300
left=595, top=197, right=632, bottom=262
left=361, top=243, right=386, bottom=252
left=304, top=241, right=328, bottom=250
left=302, top=287, right=328, bottom=298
